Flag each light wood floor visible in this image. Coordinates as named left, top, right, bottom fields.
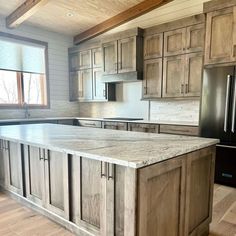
left=0, top=184, right=236, bottom=236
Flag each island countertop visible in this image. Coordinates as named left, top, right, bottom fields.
left=0, top=124, right=218, bottom=168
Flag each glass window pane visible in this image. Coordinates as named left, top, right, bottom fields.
left=0, top=70, right=19, bottom=104
left=23, top=73, right=46, bottom=105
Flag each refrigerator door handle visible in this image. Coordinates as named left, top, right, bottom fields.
left=224, top=75, right=231, bottom=132
left=231, top=77, right=236, bottom=133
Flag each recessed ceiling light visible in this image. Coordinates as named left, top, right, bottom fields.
left=66, top=12, right=74, bottom=17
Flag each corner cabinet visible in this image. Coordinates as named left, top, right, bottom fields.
left=204, top=6, right=236, bottom=65
left=69, top=46, right=116, bottom=102
left=24, top=145, right=69, bottom=219
left=102, top=29, right=143, bottom=76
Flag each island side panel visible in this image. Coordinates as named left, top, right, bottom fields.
left=185, top=146, right=216, bottom=236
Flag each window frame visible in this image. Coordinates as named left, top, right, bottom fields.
left=0, top=32, right=50, bottom=109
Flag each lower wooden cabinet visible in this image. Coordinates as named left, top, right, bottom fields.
left=160, top=124, right=199, bottom=136
left=128, top=123, right=159, bottom=133
left=77, top=119, right=102, bottom=128
left=71, top=156, right=126, bottom=235
left=24, top=145, right=69, bottom=219
left=0, top=140, right=7, bottom=187
left=103, top=121, right=128, bottom=130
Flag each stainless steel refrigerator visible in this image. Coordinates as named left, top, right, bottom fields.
left=200, top=66, right=236, bottom=187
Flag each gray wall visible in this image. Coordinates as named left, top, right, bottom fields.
left=0, top=17, right=80, bottom=119
left=79, top=82, right=200, bottom=122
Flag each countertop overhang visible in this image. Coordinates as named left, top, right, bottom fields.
left=0, top=124, right=217, bottom=168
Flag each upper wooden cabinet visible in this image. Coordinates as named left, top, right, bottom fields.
left=144, top=33, right=163, bottom=59
left=143, top=58, right=162, bottom=99
left=102, top=29, right=143, bottom=76
left=79, top=50, right=92, bottom=69
left=163, top=52, right=203, bottom=98
left=164, top=23, right=205, bottom=56
left=92, top=48, right=102, bottom=68
left=205, top=7, right=236, bottom=65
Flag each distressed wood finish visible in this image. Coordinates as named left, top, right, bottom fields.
left=93, top=68, right=106, bottom=101
left=0, top=140, right=6, bottom=187
left=7, top=141, right=24, bottom=196
left=143, top=58, right=162, bottom=99
left=185, top=147, right=216, bottom=236
left=102, top=41, right=118, bottom=75
left=77, top=120, right=102, bottom=128
left=92, top=48, right=102, bottom=68
left=186, top=23, right=205, bottom=54
left=44, top=150, right=69, bottom=220
left=24, top=145, right=45, bottom=206
left=73, top=0, right=173, bottom=44
left=164, top=28, right=186, bottom=56
left=138, top=155, right=186, bottom=236
left=185, top=52, right=203, bottom=97
left=128, top=123, right=159, bottom=133
left=103, top=121, right=128, bottom=130
left=163, top=55, right=185, bottom=98
left=118, top=37, right=137, bottom=73
left=205, top=7, right=236, bottom=65
left=78, top=69, right=93, bottom=101
left=79, top=50, right=92, bottom=70
left=144, top=33, right=163, bottom=59
left=160, top=124, right=199, bottom=136
left=69, top=72, right=79, bottom=102
left=69, top=52, right=80, bottom=72
left=6, top=0, right=50, bottom=28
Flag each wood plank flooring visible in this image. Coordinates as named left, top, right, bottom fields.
left=0, top=184, right=236, bottom=236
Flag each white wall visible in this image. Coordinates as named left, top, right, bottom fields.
left=0, top=17, right=80, bottom=119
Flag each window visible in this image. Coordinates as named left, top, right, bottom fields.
left=0, top=33, right=48, bottom=108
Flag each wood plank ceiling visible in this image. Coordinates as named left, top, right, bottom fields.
left=0, top=0, right=210, bottom=40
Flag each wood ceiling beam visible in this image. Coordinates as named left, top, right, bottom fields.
left=6, top=0, right=50, bottom=28
left=73, top=0, right=173, bottom=44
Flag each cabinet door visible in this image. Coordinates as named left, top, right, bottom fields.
left=71, top=157, right=114, bottom=235
left=205, top=7, right=235, bottom=65
left=78, top=69, right=93, bottom=100
left=118, top=37, right=136, bottom=73
left=92, top=48, right=102, bottom=68
left=143, top=58, right=162, bottom=99
left=24, top=145, right=45, bottom=206
left=144, top=33, right=163, bottom=59
left=102, top=41, right=118, bottom=75
left=7, top=141, right=23, bottom=195
left=79, top=50, right=92, bottom=69
left=137, top=156, right=186, bottom=236
left=186, top=23, right=205, bottom=53
left=185, top=147, right=215, bottom=235
left=44, top=150, right=69, bottom=219
left=69, top=72, right=79, bottom=101
left=0, top=140, right=7, bottom=187
left=103, top=121, right=128, bottom=130
left=163, top=55, right=185, bottom=98
left=184, top=52, right=203, bottom=97
left=69, top=52, right=79, bottom=71
left=93, top=68, right=106, bottom=101
left=128, top=123, right=159, bottom=133
left=164, top=28, right=186, bottom=56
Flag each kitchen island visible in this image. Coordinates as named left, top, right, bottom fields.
left=0, top=124, right=218, bottom=236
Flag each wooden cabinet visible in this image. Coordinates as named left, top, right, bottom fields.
left=164, top=24, right=205, bottom=56
left=77, top=119, right=102, bottom=128
left=93, top=68, right=106, bottom=101
left=57, top=119, right=75, bottom=125
left=128, top=123, right=159, bottom=133
left=0, top=140, right=8, bottom=187
left=163, top=55, right=185, bottom=98
left=92, top=48, right=102, bottom=68
left=103, top=121, right=128, bottom=130
left=144, top=33, right=163, bottom=59
left=78, top=69, right=93, bottom=101
left=24, top=145, right=69, bottom=219
left=143, top=58, right=162, bottom=99
left=102, top=41, right=118, bottom=75
left=138, top=155, right=186, bottom=236
left=159, top=124, right=199, bottom=136
left=69, top=52, right=79, bottom=71
left=71, top=157, right=115, bottom=235
left=102, top=34, right=143, bottom=75
left=163, top=53, right=203, bottom=98
left=79, top=50, right=92, bottom=69
left=164, top=28, right=186, bottom=56
left=205, top=7, right=236, bottom=65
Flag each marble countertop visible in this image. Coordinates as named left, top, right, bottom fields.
left=0, top=124, right=217, bottom=168
left=0, top=117, right=199, bottom=126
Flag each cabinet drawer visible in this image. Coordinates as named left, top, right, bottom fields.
left=159, top=125, right=199, bottom=136
left=128, top=123, right=159, bottom=133
left=103, top=121, right=128, bottom=130
left=78, top=120, right=102, bottom=128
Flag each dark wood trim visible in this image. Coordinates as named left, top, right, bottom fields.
left=6, top=0, right=50, bottom=28
left=73, top=0, right=173, bottom=44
